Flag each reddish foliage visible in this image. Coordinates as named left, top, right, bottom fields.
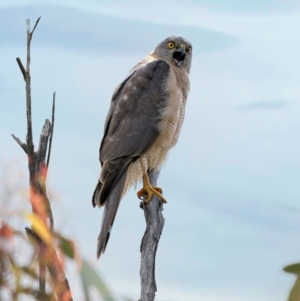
left=0, top=222, right=13, bottom=240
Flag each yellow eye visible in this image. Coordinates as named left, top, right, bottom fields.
left=187, top=47, right=192, bottom=54
left=168, top=42, right=175, bottom=49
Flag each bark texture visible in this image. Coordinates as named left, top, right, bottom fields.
left=13, top=17, right=72, bottom=301
left=139, top=169, right=165, bottom=301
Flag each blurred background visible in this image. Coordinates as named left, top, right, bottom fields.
left=1, top=0, right=300, bottom=300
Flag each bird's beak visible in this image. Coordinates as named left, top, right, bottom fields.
left=173, top=44, right=186, bottom=66
left=179, top=44, right=186, bottom=55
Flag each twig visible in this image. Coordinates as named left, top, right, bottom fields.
left=11, top=134, right=28, bottom=154
left=25, top=19, right=34, bottom=159
left=47, top=92, right=56, bottom=167
left=139, top=169, right=165, bottom=301
left=16, top=58, right=26, bottom=80
left=30, top=17, right=41, bottom=39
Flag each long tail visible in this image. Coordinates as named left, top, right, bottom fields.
left=95, top=169, right=128, bottom=259
left=92, top=157, right=132, bottom=259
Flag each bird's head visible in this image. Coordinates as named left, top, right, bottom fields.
left=152, top=36, right=192, bottom=73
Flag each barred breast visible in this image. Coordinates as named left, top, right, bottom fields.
left=123, top=64, right=189, bottom=195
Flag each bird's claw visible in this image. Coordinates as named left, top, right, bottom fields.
left=137, top=186, right=167, bottom=203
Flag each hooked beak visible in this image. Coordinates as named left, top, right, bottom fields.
left=173, top=44, right=186, bottom=66
left=179, top=44, right=186, bottom=56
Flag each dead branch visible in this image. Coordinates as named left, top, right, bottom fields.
left=36, top=119, right=54, bottom=230
left=11, top=134, right=28, bottom=154
left=25, top=19, right=35, bottom=160
left=47, top=92, right=56, bottom=167
left=12, top=17, right=72, bottom=301
left=139, top=169, right=165, bottom=301
left=30, top=17, right=41, bottom=39
left=16, top=58, right=26, bottom=80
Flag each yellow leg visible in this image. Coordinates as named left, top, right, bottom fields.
left=137, top=173, right=167, bottom=203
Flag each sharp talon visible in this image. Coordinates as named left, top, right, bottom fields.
left=136, top=173, right=167, bottom=203
left=136, top=186, right=167, bottom=204
left=137, top=189, right=144, bottom=200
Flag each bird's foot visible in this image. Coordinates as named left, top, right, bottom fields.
left=137, top=185, right=167, bottom=203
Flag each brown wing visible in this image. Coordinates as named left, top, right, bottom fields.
left=98, top=59, right=170, bottom=203
left=100, top=59, right=170, bottom=161
left=93, top=59, right=170, bottom=258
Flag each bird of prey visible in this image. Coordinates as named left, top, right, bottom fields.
left=92, top=36, right=192, bottom=259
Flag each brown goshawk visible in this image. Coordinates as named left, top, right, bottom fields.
left=92, top=36, right=192, bottom=259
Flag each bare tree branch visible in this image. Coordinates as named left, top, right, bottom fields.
left=30, top=16, right=41, bottom=39
left=24, top=16, right=44, bottom=295
left=47, top=92, right=56, bottom=167
left=37, top=119, right=51, bottom=162
left=139, top=169, right=165, bottom=301
left=11, top=134, right=28, bottom=154
left=37, top=119, right=54, bottom=231
left=13, top=17, right=72, bottom=301
left=25, top=19, right=34, bottom=159
left=16, top=58, right=26, bottom=80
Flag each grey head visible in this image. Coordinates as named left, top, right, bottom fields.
left=152, top=36, right=192, bottom=73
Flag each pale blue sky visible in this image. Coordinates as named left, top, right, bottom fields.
left=1, top=1, right=300, bottom=301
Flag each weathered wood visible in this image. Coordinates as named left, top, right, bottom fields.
left=33, top=119, right=52, bottom=295
left=11, top=134, right=27, bottom=154
left=30, top=17, right=41, bottom=39
left=47, top=92, right=56, bottom=167
left=16, top=58, right=26, bottom=80
left=13, top=17, right=72, bottom=301
left=36, top=119, right=54, bottom=230
left=37, top=119, right=51, bottom=164
left=139, top=169, right=165, bottom=301
left=25, top=19, right=34, bottom=160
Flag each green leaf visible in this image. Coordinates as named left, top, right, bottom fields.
left=284, top=263, right=300, bottom=275
left=284, top=263, right=300, bottom=301
left=58, top=235, right=75, bottom=259
left=287, top=277, right=300, bottom=301
left=80, top=259, right=115, bottom=301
